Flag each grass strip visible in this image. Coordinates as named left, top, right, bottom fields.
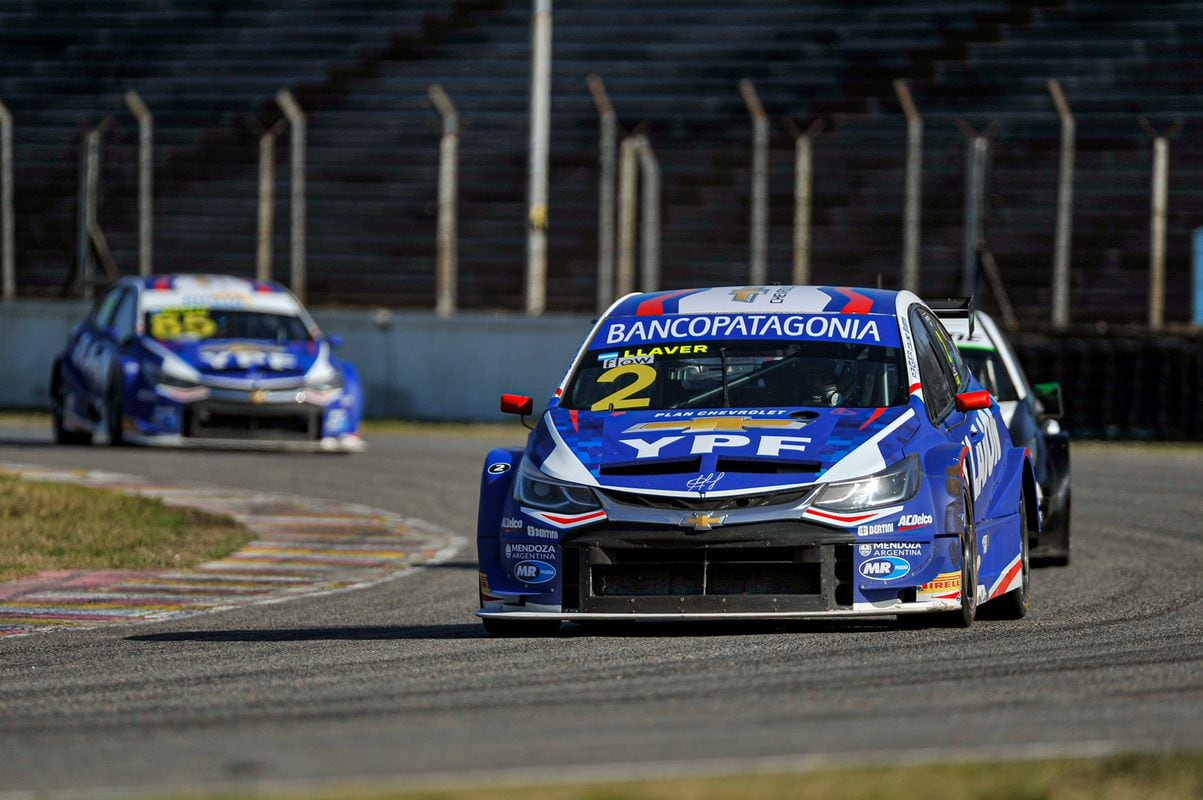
left=179, top=752, right=1203, bottom=800
left=0, top=471, right=252, bottom=583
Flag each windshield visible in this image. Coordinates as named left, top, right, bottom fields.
left=563, top=339, right=909, bottom=411
left=144, top=307, right=312, bottom=344
left=958, top=348, right=1019, bottom=401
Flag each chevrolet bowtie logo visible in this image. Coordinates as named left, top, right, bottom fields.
left=682, top=512, right=727, bottom=531
left=729, top=286, right=770, bottom=303
left=624, top=416, right=808, bottom=434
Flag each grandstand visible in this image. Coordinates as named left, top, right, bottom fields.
left=2, top=0, right=1202, bottom=324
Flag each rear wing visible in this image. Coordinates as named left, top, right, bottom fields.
left=927, top=297, right=975, bottom=338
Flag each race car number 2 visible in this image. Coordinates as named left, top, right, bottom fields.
left=590, top=363, right=656, bottom=411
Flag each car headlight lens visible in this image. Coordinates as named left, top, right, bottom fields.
left=305, top=370, right=344, bottom=392
left=144, top=360, right=200, bottom=389
left=813, top=455, right=922, bottom=512
left=515, top=471, right=599, bottom=514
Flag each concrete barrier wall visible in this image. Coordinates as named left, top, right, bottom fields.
left=0, top=300, right=593, bottom=420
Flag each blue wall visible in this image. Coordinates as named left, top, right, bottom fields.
left=0, top=300, right=591, bottom=420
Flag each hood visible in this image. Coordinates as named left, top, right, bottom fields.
left=154, top=339, right=322, bottom=382
left=529, top=403, right=922, bottom=498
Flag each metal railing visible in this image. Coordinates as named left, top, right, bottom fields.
left=2, top=73, right=1197, bottom=333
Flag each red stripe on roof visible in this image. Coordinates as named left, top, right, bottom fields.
left=909, top=382, right=923, bottom=394
left=835, top=287, right=872, bottom=314
left=636, top=289, right=697, bottom=316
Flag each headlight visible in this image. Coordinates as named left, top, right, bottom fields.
left=812, top=455, right=921, bottom=512
left=515, top=471, right=599, bottom=514
left=144, top=360, right=200, bottom=389
left=305, top=370, right=344, bottom=392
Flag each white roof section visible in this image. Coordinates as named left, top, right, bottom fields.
left=138, top=275, right=304, bottom=315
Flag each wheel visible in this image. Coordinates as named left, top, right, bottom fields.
left=51, top=367, right=91, bottom=446
left=935, top=492, right=978, bottom=628
left=105, top=375, right=126, bottom=446
left=983, top=493, right=1032, bottom=620
left=481, top=617, right=562, bottom=637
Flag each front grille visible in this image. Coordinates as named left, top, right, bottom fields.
left=185, top=403, right=320, bottom=441
left=564, top=540, right=854, bottom=614
left=599, top=486, right=815, bottom=512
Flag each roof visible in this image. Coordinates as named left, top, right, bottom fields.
left=605, top=286, right=906, bottom=318
left=136, top=274, right=303, bottom=315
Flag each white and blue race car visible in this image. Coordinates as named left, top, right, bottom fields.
left=477, top=286, right=1037, bottom=634
left=51, top=274, right=364, bottom=451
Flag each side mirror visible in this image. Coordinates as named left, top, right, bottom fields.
left=1034, top=381, right=1064, bottom=420
left=954, top=389, right=993, bottom=412
left=500, top=394, right=534, bottom=416
left=501, top=394, right=535, bottom=429
left=326, top=334, right=344, bottom=349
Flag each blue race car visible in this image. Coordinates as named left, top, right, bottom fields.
left=940, top=310, right=1071, bottom=566
left=476, top=286, right=1037, bottom=634
left=51, top=274, right=364, bottom=451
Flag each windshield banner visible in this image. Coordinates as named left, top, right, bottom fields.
left=595, top=313, right=900, bottom=349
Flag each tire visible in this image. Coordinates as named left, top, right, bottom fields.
left=935, top=491, right=978, bottom=629
left=51, top=367, right=91, bottom=446
left=983, top=494, right=1032, bottom=620
left=481, top=617, right=562, bottom=637
left=105, top=375, right=126, bottom=447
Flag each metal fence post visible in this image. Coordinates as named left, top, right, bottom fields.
left=0, top=100, right=13, bottom=300
left=957, top=120, right=994, bottom=297
left=1049, top=80, right=1074, bottom=329
left=617, top=135, right=639, bottom=296
left=429, top=83, right=459, bottom=317
left=123, top=90, right=153, bottom=277
left=256, top=125, right=280, bottom=282
left=76, top=126, right=103, bottom=300
left=1149, top=135, right=1169, bottom=331
left=1141, top=118, right=1182, bottom=331
left=634, top=135, right=660, bottom=293
left=894, top=80, right=922, bottom=293
left=525, top=0, right=552, bottom=315
left=785, top=118, right=823, bottom=286
left=740, top=79, right=769, bottom=284
left=588, top=74, right=617, bottom=313
left=275, top=90, right=306, bottom=303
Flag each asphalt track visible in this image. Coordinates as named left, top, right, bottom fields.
left=0, top=424, right=1201, bottom=795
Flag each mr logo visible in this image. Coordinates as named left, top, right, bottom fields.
left=513, top=560, right=556, bottom=584
left=858, top=556, right=911, bottom=581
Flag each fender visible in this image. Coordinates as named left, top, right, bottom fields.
left=477, top=448, right=523, bottom=599
left=336, top=360, right=364, bottom=425
left=982, top=445, right=1037, bottom=532
left=920, top=441, right=971, bottom=539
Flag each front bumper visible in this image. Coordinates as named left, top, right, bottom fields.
left=482, top=520, right=961, bottom=620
